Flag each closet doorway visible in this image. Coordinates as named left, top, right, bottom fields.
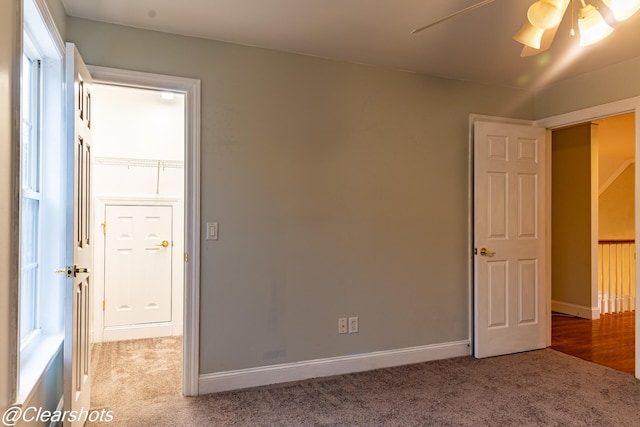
left=91, top=84, right=186, bottom=343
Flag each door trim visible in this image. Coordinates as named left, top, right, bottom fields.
left=87, top=66, right=201, bottom=395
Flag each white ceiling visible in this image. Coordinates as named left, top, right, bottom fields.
left=61, top=0, right=640, bottom=89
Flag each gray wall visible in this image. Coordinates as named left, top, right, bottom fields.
left=44, top=0, right=66, bottom=41
left=1, top=0, right=18, bottom=414
left=551, top=124, right=595, bottom=308
left=66, top=17, right=535, bottom=374
left=534, top=55, right=640, bottom=118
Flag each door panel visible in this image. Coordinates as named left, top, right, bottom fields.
left=518, top=260, right=538, bottom=322
left=104, top=205, right=173, bottom=327
left=64, top=43, right=93, bottom=427
left=474, top=121, right=546, bottom=358
left=487, top=261, right=508, bottom=328
left=518, top=174, right=537, bottom=238
left=488, top=172, right=507, bottom=238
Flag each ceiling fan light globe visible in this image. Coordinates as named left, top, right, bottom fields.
left=527, top=0, right=564, bottom=29
left=513, top=21, right=545, bottom=49
left=578, top=4, right=614, bottom=46
left=602, top=0, right=640, bottom=21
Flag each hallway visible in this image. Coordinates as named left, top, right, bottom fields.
left=551, top=312, right=635, bottom=374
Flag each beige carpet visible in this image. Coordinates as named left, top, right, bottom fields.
left=89, top=338, right=640, bottom=426
left=90, top=336, right=183, bottom=412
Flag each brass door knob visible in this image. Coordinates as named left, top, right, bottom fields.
left=479, top=248, right=496, bottom=257
left=156, top=240, right=170, bottom=248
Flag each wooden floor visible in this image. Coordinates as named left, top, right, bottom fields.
left=551, top=311, right=635, bottom=375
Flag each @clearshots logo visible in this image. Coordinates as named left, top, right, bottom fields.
left=2, top=406, right=114, bottom=426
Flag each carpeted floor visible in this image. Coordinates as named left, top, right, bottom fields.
left=89, top=338, right=640, bottom=426
left=90, top=336, right=183, bottom=411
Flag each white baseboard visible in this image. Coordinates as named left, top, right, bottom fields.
left=101, top=323, right=178, bottom=342
left=552, top=300, right=600, bottom=319
left=199, top=340, right=470, bottom=395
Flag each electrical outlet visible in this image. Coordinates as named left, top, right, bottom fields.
left=338, top=317, right=348, bottom=334
left=348, top=317, right=359, bottom=334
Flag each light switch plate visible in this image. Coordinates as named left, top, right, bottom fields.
left=206, top=222, right=219, bottom=240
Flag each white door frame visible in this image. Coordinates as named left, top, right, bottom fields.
left=94, top=197, right=183, bottom=342
left=536, top=97, right=640, bottom=381
left=88, top=66, right=201, bottom=396
left=469, top=96, right=640, bottom=380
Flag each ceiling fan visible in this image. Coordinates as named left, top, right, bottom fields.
left=411, top=0, right=640, bottom=57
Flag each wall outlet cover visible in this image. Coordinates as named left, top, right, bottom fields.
left=348, top=316, right=358, bottom=334
left=338, top=317, right=348, bottom=334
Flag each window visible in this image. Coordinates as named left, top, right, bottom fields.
left=20, top=41, right=43, bottom=350
left=18, top=0, right=66, bottom=403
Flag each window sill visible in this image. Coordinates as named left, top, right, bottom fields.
left=17, top=333, right=64, bottom=405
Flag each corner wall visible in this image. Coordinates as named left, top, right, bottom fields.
left=551, top=123, right=598, bottom=317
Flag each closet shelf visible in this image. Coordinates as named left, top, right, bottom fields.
left=94, top=157, right=183, bottom=169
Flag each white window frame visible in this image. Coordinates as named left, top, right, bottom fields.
left=17, top=0, right=66, bottom=405
left=20, top=33, right=43, bottom=353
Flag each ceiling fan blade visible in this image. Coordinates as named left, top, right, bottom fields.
left=519, top=0, right=571, bottom=56
left=411, top=0, right=497, bottom=34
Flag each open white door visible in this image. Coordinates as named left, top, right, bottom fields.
left=474, top=120, right=547, bottom=358
left=63, top=43, right=93, bottom=426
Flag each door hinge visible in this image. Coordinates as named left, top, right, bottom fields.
left=184, top=252, right=189, bottom=263
left=101, top=222, right=107, bottom=235
left=102, top=299, right=106, bottom=311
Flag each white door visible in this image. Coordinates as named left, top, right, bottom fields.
left=104, top=205, right=173, bottom=327
left=474, top=120, right=547, bottom=358
left=64, top=43, right=93, bottom=426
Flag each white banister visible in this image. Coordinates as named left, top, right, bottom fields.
left=598, top=240, right=635, bottom=315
